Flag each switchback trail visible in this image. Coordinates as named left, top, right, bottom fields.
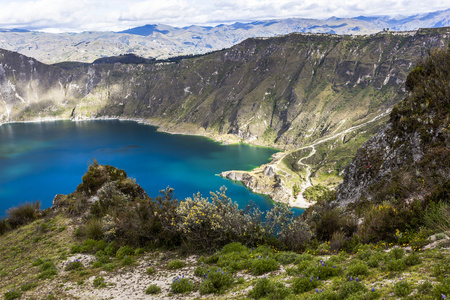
left=285, top=109, right=391, bottom=207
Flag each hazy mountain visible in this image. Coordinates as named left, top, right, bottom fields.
left=0, top=9, right=448, bottom=64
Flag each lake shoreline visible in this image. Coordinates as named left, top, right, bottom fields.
left=1, top=116, right=307, bottom=210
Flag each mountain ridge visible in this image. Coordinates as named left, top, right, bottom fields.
left=0, top=9, right=449, bottom=64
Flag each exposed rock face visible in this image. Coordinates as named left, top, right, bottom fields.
left=221, top=169, right=292, bottom=204
left=336, top=47, right=450, bottom=208
left=1, top=28, right=449, bottom=150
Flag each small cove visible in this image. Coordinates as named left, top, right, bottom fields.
left=0, top=120, right=304, bottom=217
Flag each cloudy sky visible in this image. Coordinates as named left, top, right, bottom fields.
left=0, top=0, right=448, bottom=33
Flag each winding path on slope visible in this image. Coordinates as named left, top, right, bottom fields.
left=287, top=109, right=391, bottom=207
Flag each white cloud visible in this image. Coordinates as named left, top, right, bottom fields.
left=0, top=0, right=448, bottom=32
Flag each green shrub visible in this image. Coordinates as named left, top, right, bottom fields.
left=435, top=233, right=446, bottom=240
left=70, top=244, right=82, bottom=254
left=217, top=252, right=251, bottom=272
left=286, top=267, right=301, bottom=276
left=433, top=261, right=450, bottom=278
left=134, top=247, right=145, bottom=255
left=418, top=281, right=433, bottom=295
left=248, top=278, right=290, bottom=299
left=104, top=242, right=117, bottom=256
left=92, top=261, right=103, bottom=268
left=4, top=290, right=21, bottom=300
left=167, top=259, right=185, bottom=270
left=7, top=201, right=40, bottom=229
left=404, top=252, right=422, bottom=266
left=393, top=280, right=412, bottom=297
left=304, top=262, right=341, bottom=280
left=146, top=267, right=155, bottom=275
left=199, top=269, right=234, bottom=294
left=37, top=260, right=57, bottom=279
left=297, top=260, right=312, bottom=272
left=95, top=250, right=110, bottom=264
left=337, top=281, right=368, bottom=299
left=145, top=284, right=161, bottom=294
left=221, top=242, right=248, bottom=254
left=93, top=240, right=107, bottom=252
left=116, top=245, right=134, bottom=259
left=194, top=266, right=208, bottom=277
left=121, top=256, right=134, bottom=266
left=389, top=248, right=405, bottom=260
left=432, top=279, right=450, bottom=300
left=294, top=253, right=314, bottom=263
left=387, top=259, right=405, bottom=272
left=291, top=276, right=319, bottom=294
left=20, top=282, right=38, bottom=292
left=356, top=248, right=374, bottom=261
left=253, top=245, right=275, bottom=256
left=275, top=251, right=297, bottom=265
left=93, top=276, right=106, bottom=288
left=367, top=252, right=385, bottom=268
left=345, top=261, right=369, bottom=277
left=80, top=239, right=97, bottom=253
left=251, top=257, right=279, bottom=275
left=317, top=242, right=331, bottom=254
left=103, top=263, right=116, bottom=272
left=32, top=258, right=44, bottom=266
left=198, top=254, right=219, bottom=264
left=65, top=259, right=83, bottom=271
left=171, top=277, right=194, bottom=294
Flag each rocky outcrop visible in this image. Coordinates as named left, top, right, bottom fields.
left=221, top=167, right=293, bottom=205
left=336, top=46, right=450, bottom=208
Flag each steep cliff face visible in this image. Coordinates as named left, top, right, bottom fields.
left=336, top=46, right=450, bottom=208
left=0, top=49, right=92, bottom=123
left=1, top=29, right=449, bottom=150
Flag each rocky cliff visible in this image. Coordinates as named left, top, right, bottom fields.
left=2, top=28, right=449, bottom=150
left=336, top=46, right=450, bottom=209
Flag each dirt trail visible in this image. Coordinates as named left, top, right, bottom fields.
left=284, top=109, right=391, bottom=206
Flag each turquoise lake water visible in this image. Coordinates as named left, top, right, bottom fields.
left=0, top=120, right=304, bottom=217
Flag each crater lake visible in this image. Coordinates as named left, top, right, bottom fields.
left=0, top=120, right=302, bottom=217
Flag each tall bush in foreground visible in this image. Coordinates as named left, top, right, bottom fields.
left=7, top=201, right=40, bottom=229
left=176, top=188, right=252, bottom=250
left=0, top=218, right=8, bottom=235
left=423, top=201, right=450, bottom=234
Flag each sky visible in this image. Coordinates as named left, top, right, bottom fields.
left=0, top=0, right=448, bottom=33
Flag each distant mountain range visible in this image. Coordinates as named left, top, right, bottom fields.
left=0, top=9, right=449, bottom=64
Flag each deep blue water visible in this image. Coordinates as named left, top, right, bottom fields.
left=0, top=120, right=304, bottom=217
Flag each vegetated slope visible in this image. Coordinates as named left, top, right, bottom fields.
left=2, top=28, right=449, bottom=150
left=1, top=163, right=450, bottom=299
left=336, top=46, right=450, bottom=208
left=0, top=9, right=449, bottom=64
